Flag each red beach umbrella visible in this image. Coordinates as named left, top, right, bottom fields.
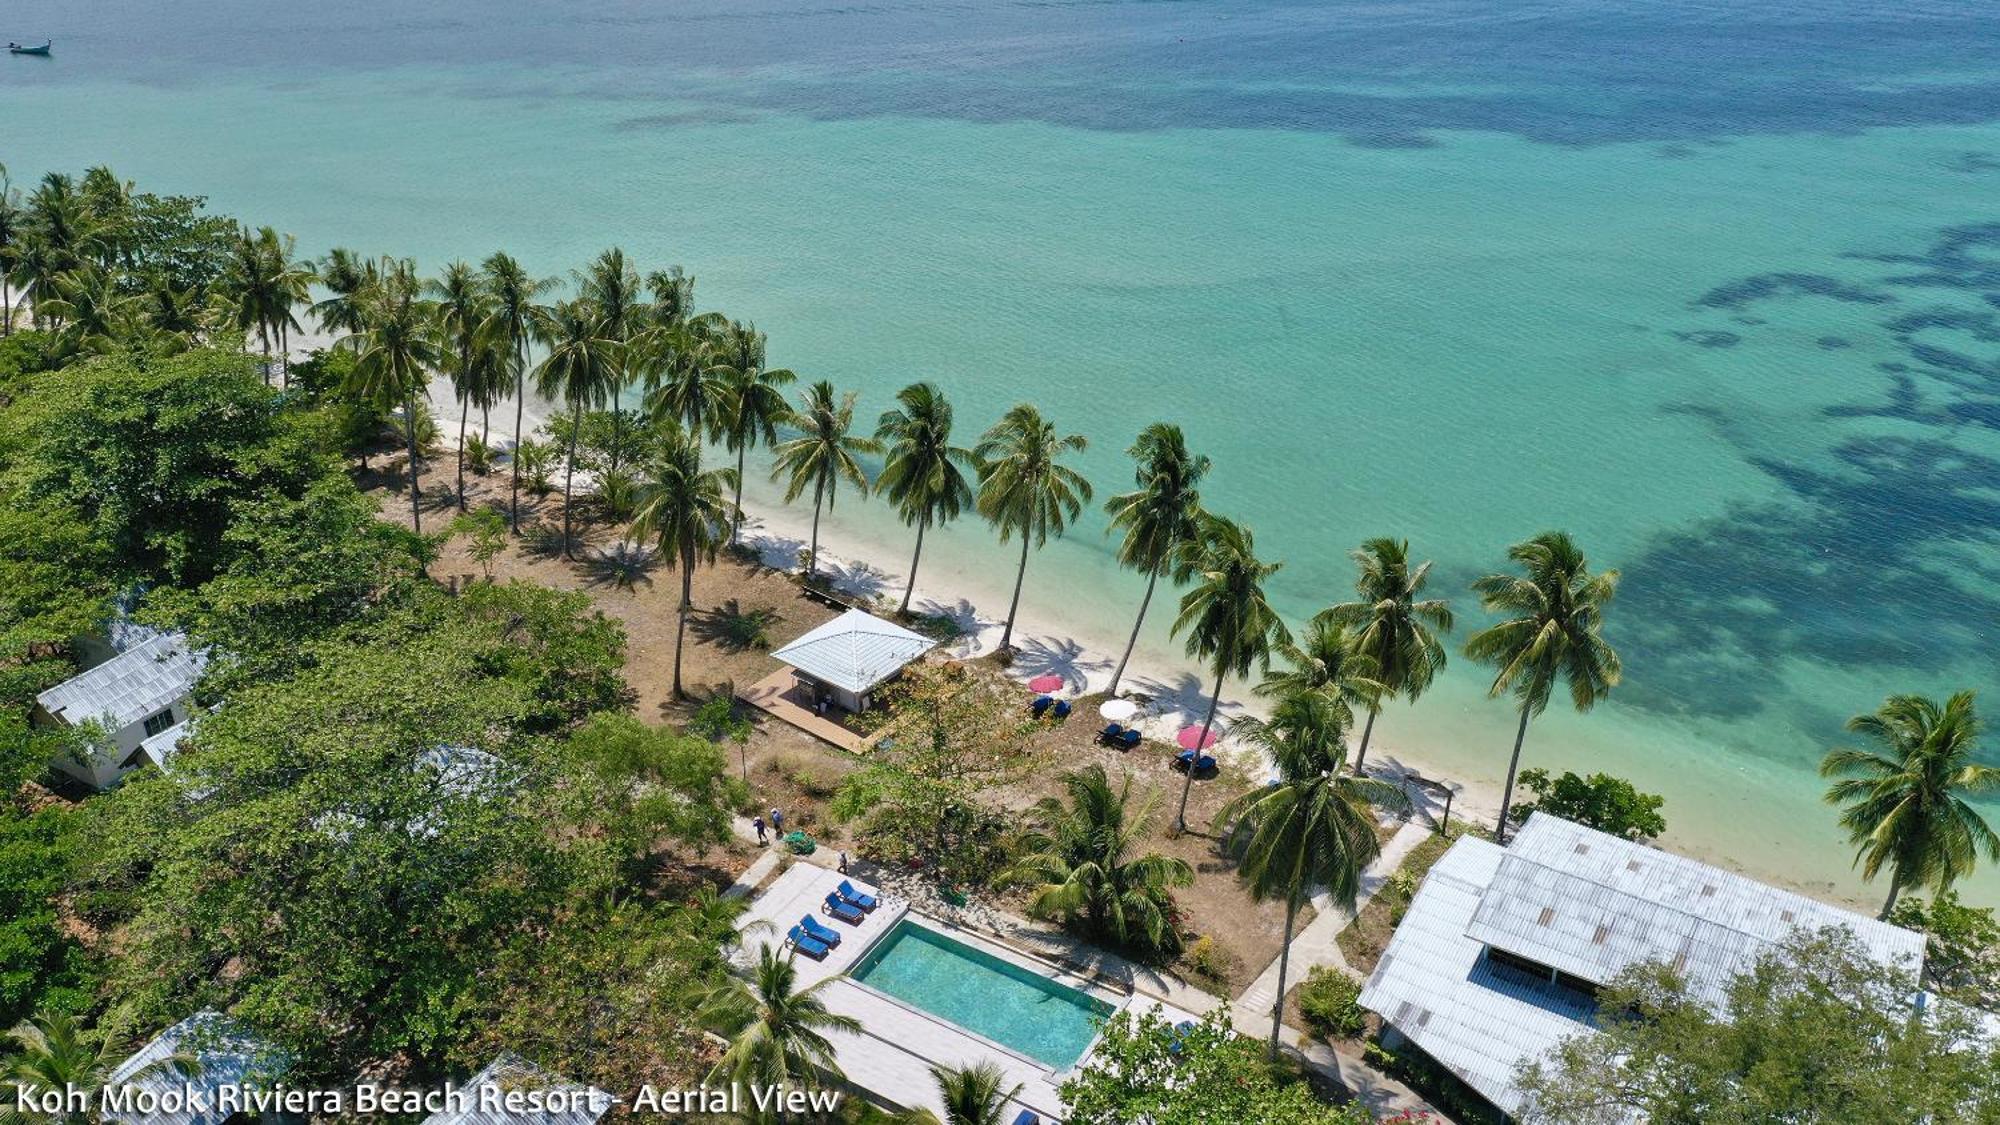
left=1027, top=674, right=1065, bottom=694
left=1177, top=725, right=1219, bottom=751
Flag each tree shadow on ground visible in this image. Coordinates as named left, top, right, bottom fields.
left=690, top=598, right=783, bottom=653
left=578, top=540, right=660, bottom=591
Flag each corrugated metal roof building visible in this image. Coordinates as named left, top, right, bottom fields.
left=33, top=631, right=209, bottom=789
left=102, top=1010, right=291, bottom=1125
left=770, top=608, right=935, bottom=713
left=1358, top=812, right=1926, bottom=1118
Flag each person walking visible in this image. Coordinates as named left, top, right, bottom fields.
left=770, top=807, right=785, bottom=835
left=752, top=814, right=768, bottom=845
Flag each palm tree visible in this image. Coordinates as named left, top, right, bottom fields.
left=39, top=265, right=145, bottom=353
left=225, top=226, right=308, bottom=385
left=770, top=381, right=880, bottom=579
left=1821, top=691, right=2000, bottom=918
left=710, top=321, right=797, bottom=547
left=8, top=230, right=62, bottom=332
left=631, top=420, right=738, bottom=698
left=311, top=247, right=377, bottom=337
left=689, top=944, right=860, bottom=1091
left=1254, top=617, right=1384, bottom=736
left=428, top=261, right=492, bottom=510
left=481, top=251, right=559, bottom=533
left=876, top=382, right=976, bottom=614
left=643, top=310, right=728, bottom=441
left=646, top=266, right=696, bottom=327
left=974, top=404, right=1092, bottom=651
left=1321, top=539, right=1452, bottom=776
left=532, top=300, right=621, bottom=559
left=906, top=1062, right=1025, bottom=1125
left=1001, top=765, right=1195, bottom=953
left=1169, top=513, right=1290, bottom=831
left=578, top=248, right=648, bottom=473
left=0, top=172, right=22, bottom=336
left=4, top=1012, right=193, bottom=1125
left=340, top=260, right=440, bottom=535
left=1104, top=423, right=1209, bottom=696
left=1216, top=692, right=1408, bottom=1056
left=1464, top=531, right=1621, bottom=844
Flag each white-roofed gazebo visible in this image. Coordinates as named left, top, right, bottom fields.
left=769, top=608, right=935, bottom=715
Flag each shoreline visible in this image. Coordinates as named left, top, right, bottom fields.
left=291, top=334, right=1878, bottom=910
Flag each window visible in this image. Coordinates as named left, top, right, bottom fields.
left=142, top=709, right=176, bottom=737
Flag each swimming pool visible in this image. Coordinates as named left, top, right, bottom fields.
left=850, top=919, right=1114, bottom=1069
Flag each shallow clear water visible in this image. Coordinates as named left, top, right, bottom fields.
left=7, top=0, right=2000, bottom=903
left=852, top=920, right=1112, bottom=1068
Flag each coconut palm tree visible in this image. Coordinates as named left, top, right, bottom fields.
left=340, top=260, right=439, bottom=535
left=1001, top=764, right=1194, bottom=953
left=631, top=420, right=738, bottom=698
left=428, top=261, right=492, bottom=510
left=905, top=1062, right=1025, bottom=1125
left=38, top=265, right=145, bottom=353
left=1103, top=423, right=1210, bottom=697
left=481, top=251, right=560, bottom=533
left=1321, top=538, right=1452, bottom=776
left=689, top=944, right=860, bottom=1091
left=1216, top=691, right=1407, bottom=1056
left=7, top=230, right=62, bottom=332
left=974, top=404, right=1092, bottom=652
left=532, top=300, right=621, bottom=559
left=311, top=247, right=377, bottom=337
left=224, top=226, right=309, bottom=385
left=1464, top=531, right=1621, bottom=844
left=1254, top=617, right=1383, bottom=736
left=710, top=322, right=796, bottom=548
left=577, top=248, right=648, bottom=473
left=876, top=382, right=976, bottom=614
left=643, top=310, right=729, bottom=442
left=770, top=381, right=880, bottom=580
left=1821, top=691, right=2000, bottom=918
left=4, top=1011, right=193, bottom=1125
left=646, top=265, right=696, bottom=327
left=1170, top=513, right=1289, bottom=831
left=0, top=173, right=22, bottom=337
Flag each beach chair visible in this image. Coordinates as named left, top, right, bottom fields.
left=1194, top=754, right=1217, bottom=777
left=1052, top=700, right=1072, bottom=720
left=799, top=914, right=843, bottom=948
left=1097, top=722, right=1124, bottom=745
left=1114, top=729, right=1141, bottom=751
left=836, top=879, right=878, bottom=912
left=787, top=925, right=831, bottom=961
left=1030, top=695, right=1054, bottom=717
left=823, top=892, right=867, bottom=926
left=1010, top=1111, right=1040, bottom=1125
left=1173, top=748, right=1196, bottom=772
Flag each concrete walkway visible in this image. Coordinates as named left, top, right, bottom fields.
left=1238, top=817, right=1435, bottom=1018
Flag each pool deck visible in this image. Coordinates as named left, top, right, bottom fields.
left=735, top=864, right=1194, bottom=1122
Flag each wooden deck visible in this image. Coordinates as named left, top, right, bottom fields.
left=741, top=667, right=871, bottom=753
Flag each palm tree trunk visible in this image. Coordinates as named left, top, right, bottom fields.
left=900, top=515, right=929, bottom=615
left=1352, top=707, right=1380, bottom=776
left=1269, top=893, right=1301, bottom=1058
left=510, top=343, right=527, bottom=533
left=732, top=441, right=748, bottom=546
left=404, top=391, right=423, bottom=537
left=806, top=475, right=825, bottom=578
left=2, top=274, right=11, bottom=336
left=1176, top=672, right=1225, bottom=831
left=1109, top=563, right=1160, bottom=697
left=674, top=546, right=694, bottom=698
left=455, top=395, right=469, bottom=511
left=562, top=401, right=581, bottom=560
left=1494, top=703, right=1534, bottom=844
left=1879, top=869, right=1903, bottom=920
left=260, top=325, right=272, bottom=385
left=999, top=533, right=1032, bottom=651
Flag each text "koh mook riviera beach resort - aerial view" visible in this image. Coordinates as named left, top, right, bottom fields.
left=5, top=0, right=2000, bottom=1122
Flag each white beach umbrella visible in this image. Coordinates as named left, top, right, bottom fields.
left=1098, top=698, right=1140, bottom=722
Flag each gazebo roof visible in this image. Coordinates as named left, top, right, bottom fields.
left=771, top=608, right=934, bottom=695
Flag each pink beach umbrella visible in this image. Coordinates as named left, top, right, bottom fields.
left=1027, top=674, right=1065, bottom=694
left=1176, top=725, right=1219, bottom=751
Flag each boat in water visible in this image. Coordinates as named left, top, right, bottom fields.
left=7, top=41, right=52, bottom=56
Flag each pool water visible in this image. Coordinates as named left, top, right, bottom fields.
left=851, top=920, right=1114, bottom=1069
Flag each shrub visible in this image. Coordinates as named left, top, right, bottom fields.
left=465, top=432, right=497, bottom=475
left=1183, top=935, right=1235, bottom=985
left=1297, top=966, right=1366, bottom=1040
left=1507, top=768, right=1666, bottom=839
left=594, top=467, right=638, bottom=523
left=516, top=440, right=556, bottom=497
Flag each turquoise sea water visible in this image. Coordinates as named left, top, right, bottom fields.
left=7, top=0, right=2000, bottom=903
left=852, top=920, right=1112, bottom=1068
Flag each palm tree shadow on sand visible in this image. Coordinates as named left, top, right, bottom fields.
left=578, top=540, right=660, bottom=591
left=1005, top=635, right=1109, bottom=692
left=690, top=598, right=784, bottom=652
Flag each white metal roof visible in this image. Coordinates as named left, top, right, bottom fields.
left=102, top=1010, right=290, bottom=1125
left=421, top=1054, right=615, bottom=1125
left=35, top=632, right=207, bottom=731
left=1359, top=814, right=1927, bottom=1118
left=137, top=717, right=195, bottom=771
left=770, top=608, right=934, bottom=695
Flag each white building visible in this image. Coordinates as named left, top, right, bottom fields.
left=1357, top=812, right=1926, bottom=1118
left=102, top=1010, right=292, bottom=1125
left=421, top=1054, right=615, bottom=1125
left=769, top=608, right=935, bottom=714
left=32, top=630, right=209, bottom=789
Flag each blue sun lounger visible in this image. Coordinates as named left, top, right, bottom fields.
left=1010, top=1110, right=1040, bottom=1125
left=1030, top=695, right=1054, bottom=717
left=1051, top=699, right=1072, bottom=720
left=1115, top=728, right=1141, bottom=751
left=799, top=914, right=843, bottom=948
left=788, top=924, right=831, bottom=961
left=823, top=892, right=867, bottom=925
left=1097, top=722, right=1124, bottom=743
left=836, top=879, right=878, bottom=912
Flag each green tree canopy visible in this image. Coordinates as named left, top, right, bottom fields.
left=1060, top=1007, right=1371, bottom=1125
